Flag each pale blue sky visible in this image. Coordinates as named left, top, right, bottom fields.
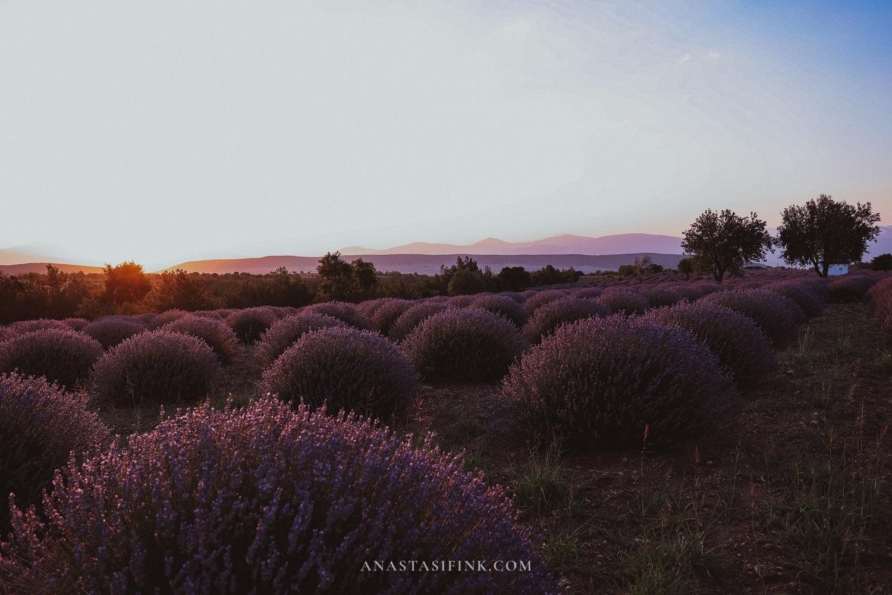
left=1, top=0, right=890, bottom=269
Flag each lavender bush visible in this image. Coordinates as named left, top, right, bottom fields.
left=0, top=398, right=556, bottom=594
left=254, top=312, right=346, bottom=369
left=62, top=317, right=90, bottom=331
left=402, top=309, right=527, bottom=383
left=82, top=316, right=147, bottom=349
left=597, top=287, right=649, bottom=315
left=469, top=294, right=528, bottom=328
left=640, top=287, right=682, bottom=309
left=149, top=309, right=190, bottom=329
left=161, top=314, right=241, bottom=365
left=6, top=319, right=70, bottom=337
left=0, top=373, right=109, bottom=533
left=369, top=298, right=415, bottom=335
left=225, top=307, right=279, bottom=343
left=523, top=296, right=610, bottom=344
left=570, top=287, right=603, bottom=299
left=503, top=315, right=736, bottom=449
left=303, top=302, right=374, bottom=331
left=764, top=281, right=824, bottom=318
left=92, top=330, right=222, bottom=406
left=447, top=295, right=475, bottom=308
left=261, top=327, right=420, bottom=419
left=701, top=289, right=804, bottom=346
left=645, top=302, right=778, bottom=388
left=522, top=290, right=567, bottom=315
left=667, top=284, right=705, bottom=302
left=0, top=329, right=104, bottom=391
left=388, top=302, right=450, bottom=343
left=827, top=275, right=877, bottom=303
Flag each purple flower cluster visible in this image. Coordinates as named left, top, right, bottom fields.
left=161, top=314, right=242, bottom=365
left=503, top=315, right=737, bottom=449
left=260, top=327, right=420, bottom=420
left=645, top=301, right=778, bottom=388
left=469, top=294, right=529, bottom=328
left=369, top=299, right=415, bottom=335
left=597, top=287, right=649, bottom=316
left=569, top=287, right=603, bottom=299
left=254, top=312, right=346, bottom=369
left=225, top=307, right=279, bottom=343
left=828, top=275, right=877, bottom=303
left=522, top=290, right=568, bottom=315
left=6, top=319, right=70, bottom=337
left=667, top=284, right=705, bottom=302
left=0, top=373, right=109, bottom=533
left=62, top=317, right=90, bottom=331
left=0, top=398, right=558, bottom=594
left=0, top=329, right=104, bottom=391
left=388, top=302, right=450, bottom=343
left=523, top=296, right=610, bottom=344
left=149, top=308, right=190, bottom=329
left=303, top=302, right=374, bottom=331
left=82, top=316, right=147, bottom=348
left=402, top=309, right=527, bottom=383
left=92, top=330, right=222, bottom=405
left=764, top=281, right=825, bottom=318
left=701, top=289, right=804, bottom=346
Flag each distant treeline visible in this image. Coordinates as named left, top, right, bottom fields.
left=0, top=254, right=583, bottom=323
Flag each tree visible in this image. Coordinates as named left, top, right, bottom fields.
left=149, top=269, right=217, bottom=311
left=776, top=195, right=881, bottom=277
left=447, top=268, right=486, bottom=296
left=102, top=261, right=153, bottom=305
left=681, top=209, right=773, bottom=282
left=316, top=252, right=378, bottom=302
left=498, top=266, right=531, bottom=291
left=351, top=259, right=378, bottom=299
left=677, top=257, right=694, bottom=280
left=871, top=253, right=892, bottom=272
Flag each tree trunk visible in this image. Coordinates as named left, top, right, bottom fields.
left=821, top=261, right=829, bottom=277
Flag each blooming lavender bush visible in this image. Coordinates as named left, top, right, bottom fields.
left=225, top=307, right=279, bottom=343
left=522, top=290, right=567, bottom=315
left=6, top=318, right=70, bottom=337
left=149, top=309, right=190, bottom=329
left=92, top=330, right=222, bottom=406
left=402, top=309, right=527, bottom=383
left=369, top=298, right=415, bottom=335
left=503, top=315, right=736, bottom=449
left=0, top=329, right=104, bottom=391
left=470, top=294, right=529, bottom=328
left=570, top=287, right=603, bottom=299
left=597, top=287, right=649, bottom=315
left=161, top=314, right=241, bottom=365
left=260, top=327, right=419, bottom=419
left=0, top=398, right=556, bottom=594
left=498, top=291, right=526, bottom=304
left=388, top=302, right=450, bottom=342
left=135, top=312, right=160, bottom=329
left=254, top=312, right=346, bottom=369
left=701, top=289, right=803, bottom=346
left=303, top=302, right=374, bottom=331
left=640, top=287, right=682, bottom=309
left=523, top=296, right=610, bottom=344
left=764, top=281, right=824, bottom=318
left=0, top=373, right=109, bottom=533
left=447, top=294, right=475, bottom=308
left=667, top=284, right=705, bottom=302
left=827, top=275, right=877, bottom=303
left=82, top=316, right=147, bottom=349
left=868, top=278, right=892, bottom=334
left=62, top=317, right=90, bottom=331
left=645, top=302, right=778, bottom=388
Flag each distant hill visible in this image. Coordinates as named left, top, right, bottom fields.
left=341, top=233, right=684, bottom=256
left=162, top=253, right=686, bottom=275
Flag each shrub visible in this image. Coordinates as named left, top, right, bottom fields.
left=597, top=287, right=649, bottom=315
left=0, top=398, right=557, bottom=594
left=645, top=302, right=778, bottom=388
left=62, top=317, right=89, bottom=331
left=693, top=282, right=723, bottom=295
left=503, top=316, right=736, bottom=449
left=870, top=253, right=892, bottom=271
left=868, top=278, right=892, bottom=334
left=498, top=291, right=526, bottom=304
left=470, top=294, right=529, bottom=327
left=357, top=297, right=390, bottom=317
left=303, top=302, right=374, bottom=331
left=7, top=318, right=70, bottom=337
left=161, top=314, right=241, bottom=365
left=571, top=287, right=603, bottom=299
left=82, top=316, right=147, bottom=349
left=523, top=290, right=568, bottom=315
left=0, top=330, right=104, bottom=391
left=827, top=275, right=877, bottom=303
left=369, top=298, right=414, bottom=335
left=134, top=312, right=160, bottom=328
left=225, top=307, right=279, bottom=343
left=402, top=309, right=527, bottom=383
left=149, top=308, right=189, bottom=329
left=667, top=284, right=704, bottom=302
left=92, top=330, right=222, bottom=406
left=388, top=302, right=450, bottom=342
left=448, top=294, right=475, bottom=308
left=640, top=287, right=682, bottom=309
left=701, top=289, right=803, bottom=346
left=0, top=373, right=109, bottom=533
left=764, top=281, right=824, bottom=318
left=260, top=327, right=419, bottom=419
left=523, top=297, right=610, bottom=344
left=254, top=312, right=346, bottom=369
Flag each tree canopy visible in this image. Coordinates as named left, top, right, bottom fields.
left=681, top=209, right=773, bottom=282
left=776, top=194, right=881, bottom=277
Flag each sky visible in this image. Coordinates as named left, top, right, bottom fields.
left=1, top=0, right=891, bottom=270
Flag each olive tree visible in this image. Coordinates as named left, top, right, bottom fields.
left=681, top=209, right=773, bottom=282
